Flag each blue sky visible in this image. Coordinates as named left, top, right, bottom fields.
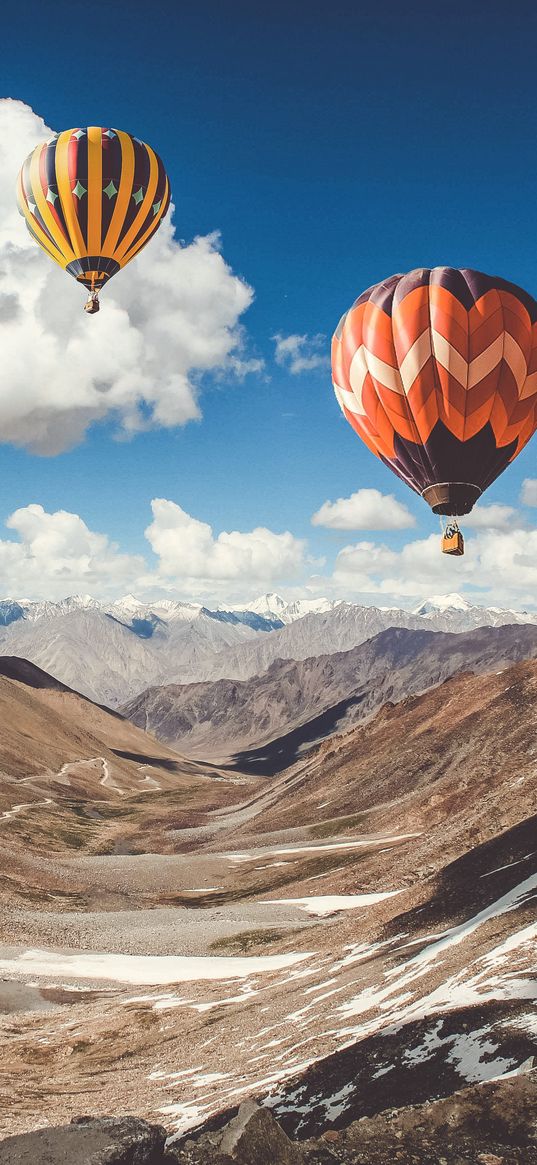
left=0, top=1, right=536, bottom=606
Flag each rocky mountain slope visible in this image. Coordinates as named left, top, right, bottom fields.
left=0, top=656, right=245, bottom=883
left=194, top=594, right=537, bottom=683
left=3, top=1076, right=537, bottom=1163
left=0, top=602, right=270, bottom=707
left=0, top=592, right=535, bottom=705
left=0, top=654, right=535, bottom=1149
left=122, top=623, right=537, bottom=765
left=0, top=656, right=197, bottom=786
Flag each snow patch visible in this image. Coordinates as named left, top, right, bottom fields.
left=0, top=947, right=311, bottom=985
left=261, top=892, right=400, bottom=917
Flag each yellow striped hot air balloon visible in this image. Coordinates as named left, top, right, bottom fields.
left=16, top=127, right=171, bottom=313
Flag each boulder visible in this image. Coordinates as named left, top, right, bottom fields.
left=0, top=1116, right=167, bottom=1165
left=167, top=1100, right=303, bottom=1164
left=218, top=1100, right=303, bottom=1164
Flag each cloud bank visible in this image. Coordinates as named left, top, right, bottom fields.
left=145, top=499, right=307, bottom=582
left=330, top=526, right=537, bottom=609
left=0, top=503, right=144, bottom=598
left=0, top=497, right=536, bottom=610
left=312, top=488, right=415, bottom=531
left=0, top=99, right=260, bottom=454
left=463, top=503, right=522, bottom=531
left=0, top=500, right=307, bottom=601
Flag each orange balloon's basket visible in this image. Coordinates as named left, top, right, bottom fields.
left=441, top=525, right=464, bottom=556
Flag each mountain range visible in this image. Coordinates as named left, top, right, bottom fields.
left=0, top=590, right=535, bottom=706
left=122, top=623, right=537, bottom=768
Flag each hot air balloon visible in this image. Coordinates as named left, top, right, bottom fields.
left=332, top=267, right=537, bottom=555
left=16, top=127, right=171, bottom=313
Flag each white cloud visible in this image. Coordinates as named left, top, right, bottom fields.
left=0, top=500, right=308, bottom=601
left=145, top=499, right=307, bottom=582
left=1, top=499, right=536, bottom=612
left=463, top=503, right=521, bottom=531
left=521, top=479, right=537, bottom=507
left=0, top=99, right=260, bottom=454
left=328, top=525, right=537, bottom=609
left=273, top=332, right=329, bottom=375
left=0, top=504, right=144, bottom=599
left=312, top=488, right=415, bottom=530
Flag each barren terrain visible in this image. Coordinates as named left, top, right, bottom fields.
left=0, top=653, right=535, bottom=1145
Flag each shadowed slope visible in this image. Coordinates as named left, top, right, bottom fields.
left=122, top=624, right=537, bottom=769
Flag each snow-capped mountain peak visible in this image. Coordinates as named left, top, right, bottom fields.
left=57, top=594, right=101, bottom=612
left=412, top=593, right=473, bottom=617
left=111, top=594, right=146, bottom=615
left=282, top=597, right=344, bottom=622
left=240, top=593, right=288, bottom=618
left=236, top=594, right=344, bottom=624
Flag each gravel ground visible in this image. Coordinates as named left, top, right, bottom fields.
left=0, top=980, right=59, bottom=1015
left=0, top=901, right=316, bottom=956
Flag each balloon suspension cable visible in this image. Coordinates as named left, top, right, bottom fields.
left=445, top=517, right=460, bottom=537
left=440, top=515, right=461, bottom=535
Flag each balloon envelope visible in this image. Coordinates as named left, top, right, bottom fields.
left=17, top=127, right=171, bottom=294
left=332, top=267, right=537, bottom=515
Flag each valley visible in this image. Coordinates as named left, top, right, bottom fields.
left=0, top=625, right=535, bottom=1157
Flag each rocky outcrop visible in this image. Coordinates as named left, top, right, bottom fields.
left=0, top=1116, right=167, bottom=1164
left=2, top=1076, right=537, bottom=1163
left=300, top=1072, right=537, bottom=1163
left=0, top=1106, right=301, bottom=1165
left=168, top=1100, right=303, bottom=1163
left=167, top=1075, right=537, bottom=1164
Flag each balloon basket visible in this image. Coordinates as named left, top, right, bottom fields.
left=441, top=526, right=464, bottom=556
left=84, top=294, right=100, bottom=315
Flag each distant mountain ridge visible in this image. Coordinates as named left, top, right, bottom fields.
left=190, top=595, right=537, bottom=685
left=0, top=591, right=535, bottom=706
left=122, top=623, right=537, bottom=768
left=0, top=593, right=284, bottom=632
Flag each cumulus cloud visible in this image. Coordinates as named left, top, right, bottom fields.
left=521, top=479, right=537, bottom=507
left=0, top=99, right=260, bottom=454
left=0, top=499, right=308, bottom=601
left=0, top=504, right=144, bottom=599
left=463, top=503, right=522, bottom=531
left=145, top=499, right=307, bottom=582
left=312, top=488, right=415, bottom=531
left=1, top=498, right=536, bottom=611
left=328, top=525, right=537, bottom=609
left=273, top=332, right=329, bottom=375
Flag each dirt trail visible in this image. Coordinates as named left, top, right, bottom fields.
left=0, top=798, right=53, bottom=825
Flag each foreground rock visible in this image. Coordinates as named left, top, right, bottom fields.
left=1, top=1077, right=537, bottom=1163
left=168, top=1100, right=303, bottom=1163
left=0, top=1115, right=167, bottom=1165
left=299, top=1073, right=537, bottom=1163
left=167, top=1075, right=537, bottom=1164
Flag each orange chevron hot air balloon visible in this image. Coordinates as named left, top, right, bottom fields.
left=16, top=127, right=171, bottom=313
left=332, top=267, right=537, bottom=552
